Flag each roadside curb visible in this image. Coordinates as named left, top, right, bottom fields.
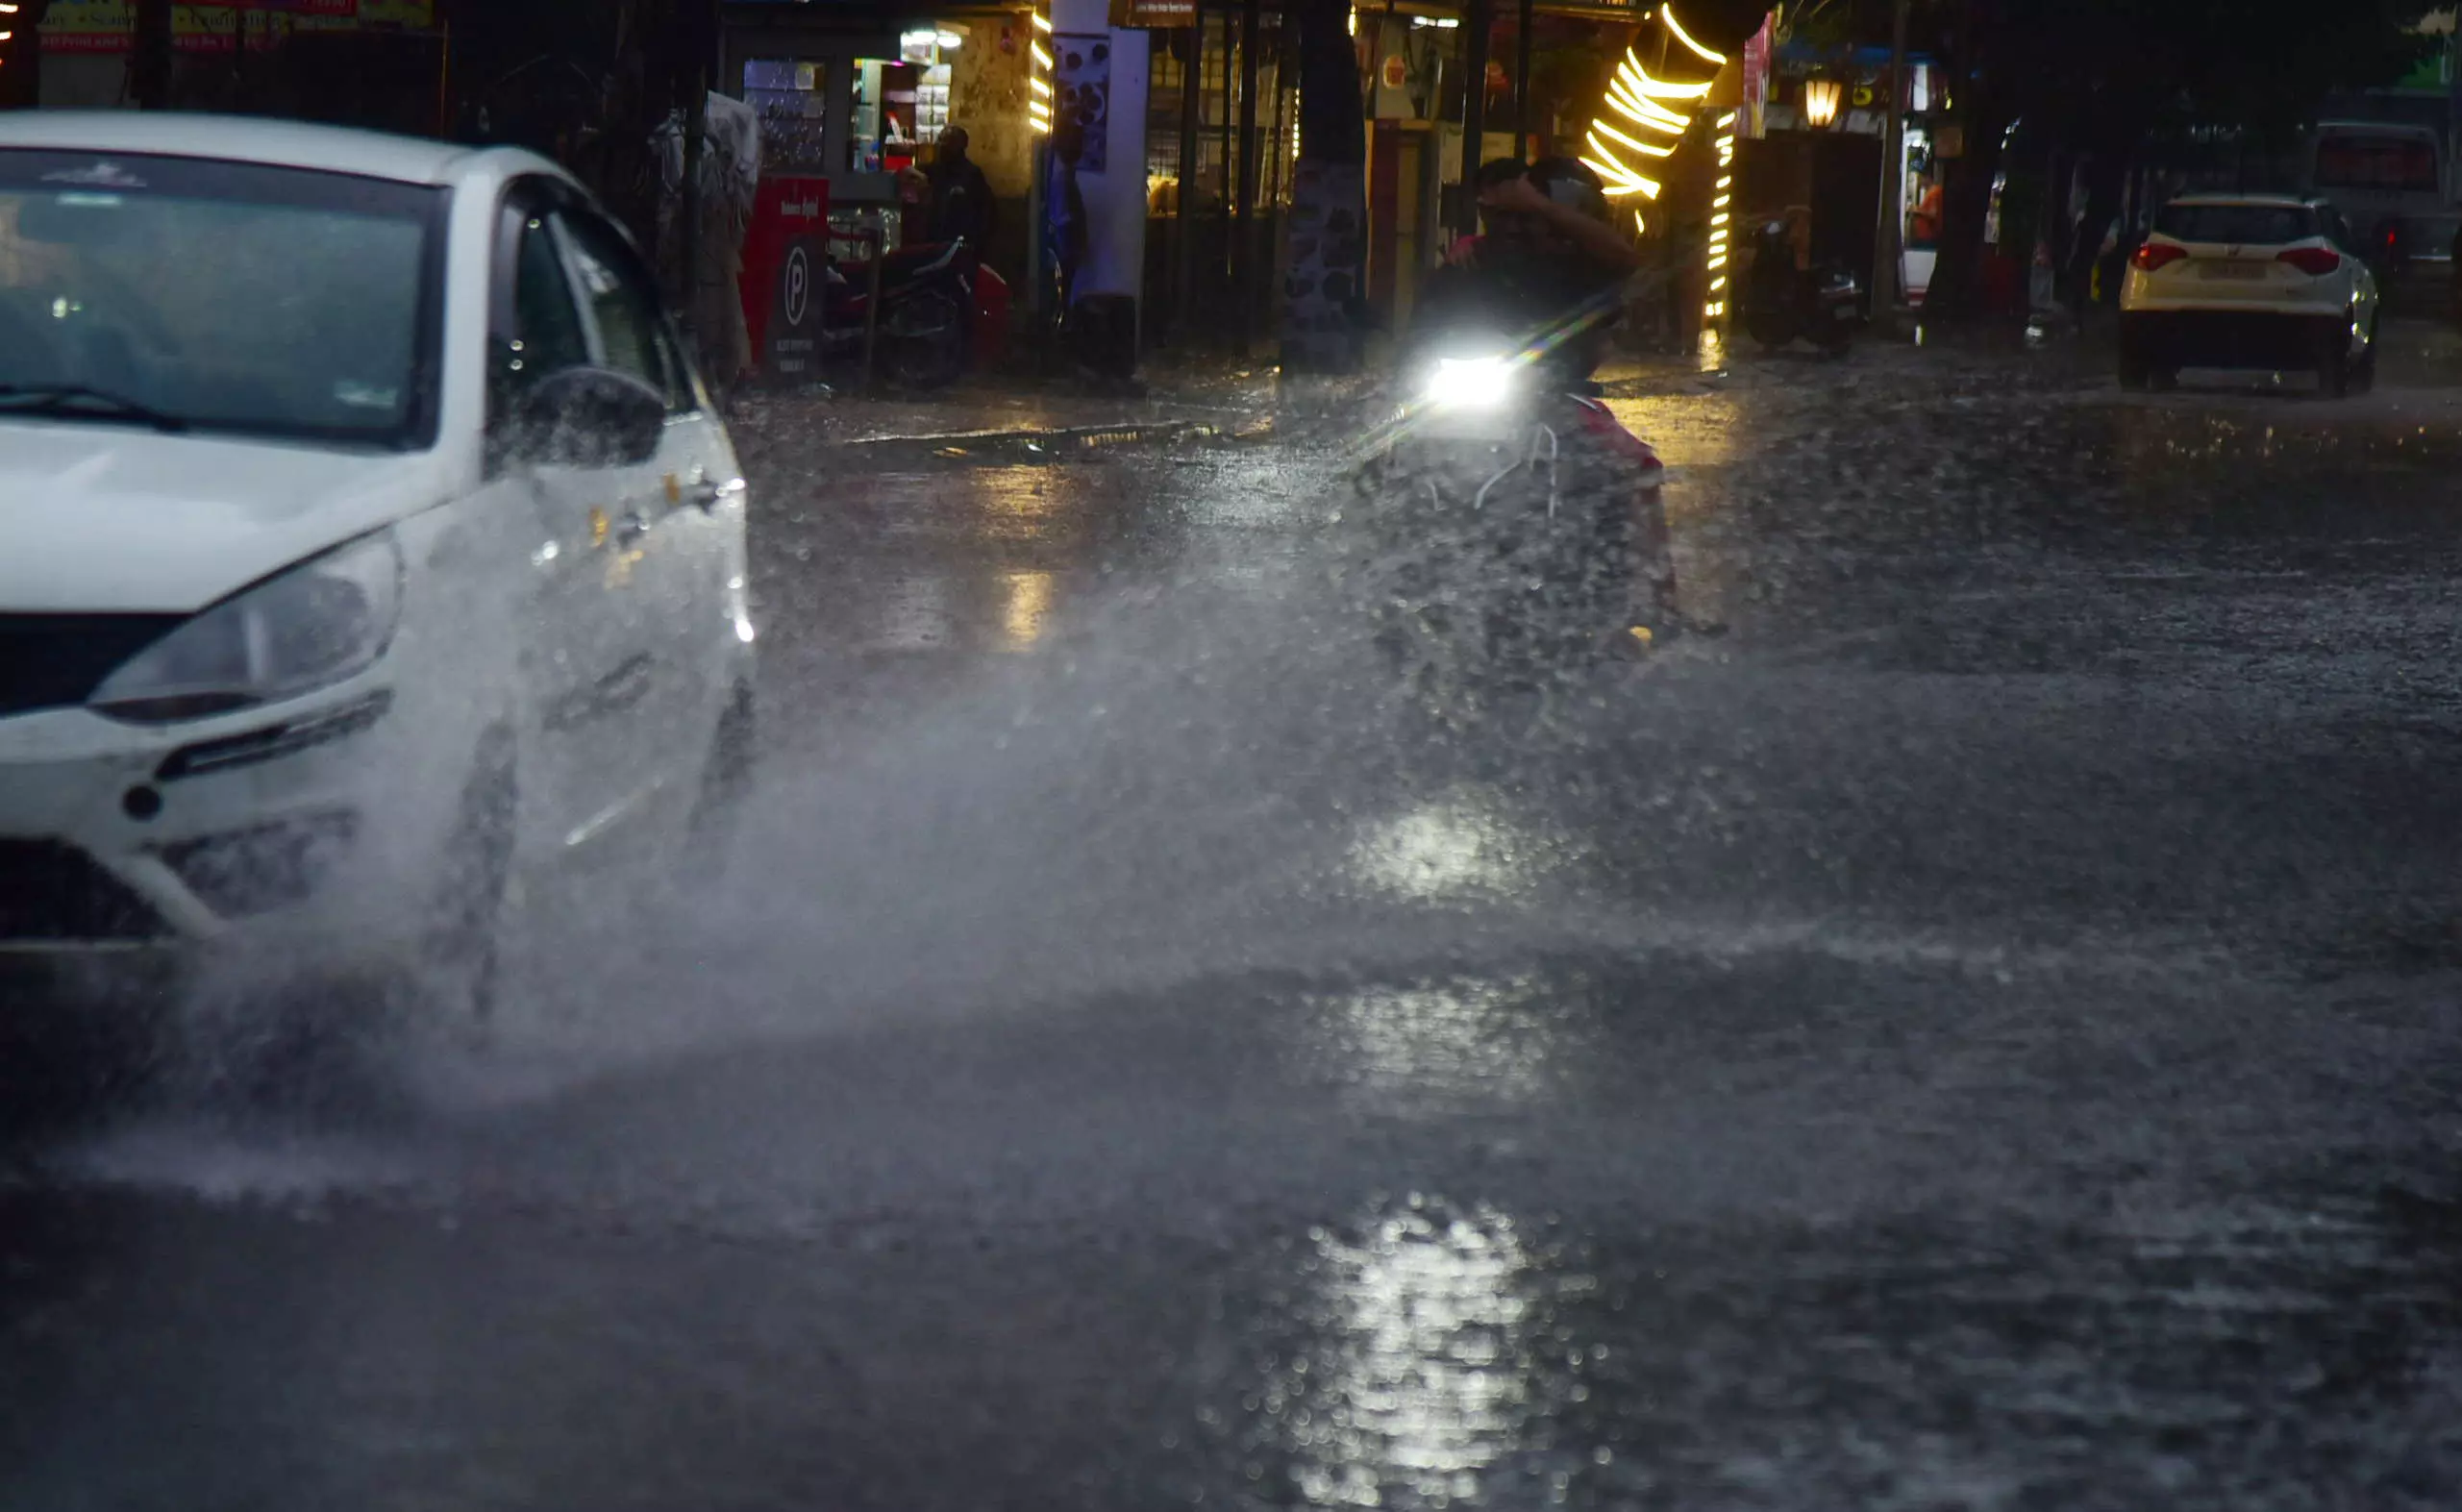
left=836, top=415, right=1273, bottom=460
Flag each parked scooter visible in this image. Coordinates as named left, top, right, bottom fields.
left=821, top=236, right=978, bottom=390
left=1741, top=218, right=1859, bottom=355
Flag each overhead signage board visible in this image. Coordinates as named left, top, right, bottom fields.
left=41, top=0, right=434, bottom=53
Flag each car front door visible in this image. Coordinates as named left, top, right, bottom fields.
left=486, top=185, right=673, bottom=855
left=544, top=206, right=746, bottom=817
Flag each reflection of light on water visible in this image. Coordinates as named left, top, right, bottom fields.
left=1600, top=391, right=1736, bottom=629
left=1284, top=1203, right=1538, bottom=1507
left=1312, top=977, right=1565, bottom=1108
left=1001, top=569, right=1057, bottom=650
left=973, top=467, right=1069, bottom=526
left=1350, top=796, right=1532, bottom=900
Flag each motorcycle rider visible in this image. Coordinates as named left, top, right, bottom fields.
left=1419, top=156, right=1643, bottom=380
left=1409, top=157, right=1680, bottom=644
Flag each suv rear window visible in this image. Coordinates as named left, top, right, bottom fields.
left=2152, top=204, right=2317, bottom=245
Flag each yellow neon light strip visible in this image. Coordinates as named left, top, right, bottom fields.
left=1580, top=153, right=1665, bottom=199
left=1032, top=40, right=1053, bottom=67
left=1607, top=87, right=1693, bottom=134
left=1590, top=120, right=1677, bottom=158
left=1600, top=87, right=1674, bottom=129
left=1661, top=6, right=1726, bottom=65
left=1032, top=10, right=1052, bottom=30
left=1621, top=47, right=1714, bottom=97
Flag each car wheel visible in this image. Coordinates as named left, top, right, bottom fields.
left=419, top=732, right=516, bottom=1029
left=2317, top=322, right=2352, bottom=399
left=684, top=682, right=757, bottom=873
left=2117, top=326, right=2151, bottom=390
left=2350, top=314, right=2380, bottom=395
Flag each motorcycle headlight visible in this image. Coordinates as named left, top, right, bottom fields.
left=91, top=532, right=403, bottom=724
left=1421, top=355, right=1518, bottom=409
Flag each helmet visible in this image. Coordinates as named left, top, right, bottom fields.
left=1527, top=156, right=1610, bottom=224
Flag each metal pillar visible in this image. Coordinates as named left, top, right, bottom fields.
left=1455, top=0, right=1491, bottom=233
left=1218, top=5, right=1235, bottom=285
left=1233, top=0, right=1261, bottom=353
left=1174, top=19, right=1203, bottom=344
left=1512, top=0, right=1532, bottom=153
left=1870, top=0, right=1910, bottom=331
left=130, top=0, right=173, bottom=107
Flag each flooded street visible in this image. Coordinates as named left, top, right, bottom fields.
left=10, top=335, right=2462, bottom=1510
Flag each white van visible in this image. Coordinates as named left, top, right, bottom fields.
left=2303, top=120, right=2457, bottom=301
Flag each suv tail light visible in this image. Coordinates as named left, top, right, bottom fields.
left=2276, top=246, right=2342, bottom=276
left=2131, top=242, right=2188, bottom=272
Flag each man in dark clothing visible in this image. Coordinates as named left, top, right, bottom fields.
left=1415, top=156, right=1643, bottom=382
left=924, top=126, right=996, bottom=249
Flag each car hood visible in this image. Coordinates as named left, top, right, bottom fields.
left=0, top=422, right=449, bottom=613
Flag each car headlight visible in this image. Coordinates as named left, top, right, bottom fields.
left=91, top=532, right=403, bottom=724
left=1421, top=355, right=1519, bottom=409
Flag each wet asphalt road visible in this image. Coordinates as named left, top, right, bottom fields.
left=10, top=333, right=2462, bottom=1510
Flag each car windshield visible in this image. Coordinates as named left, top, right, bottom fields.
left=2152, top=202, right=2317, bottom=244
left=0, top=151, right=442, bottom=446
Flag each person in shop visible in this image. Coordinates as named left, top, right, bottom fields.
left=1909, top=175, right=1944, bottom=246
left=924, top=125, right=997, bottom=252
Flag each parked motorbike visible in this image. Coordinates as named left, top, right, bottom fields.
left=821, top=236, right=977, bottom=390
left=1355, top=319, right=1675, bottom=693
left=1741, top=219, right=1859, bottom=355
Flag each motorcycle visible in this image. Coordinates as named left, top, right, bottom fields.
left=1740, top=219, right=1859, bottom=355
left=1355, top=313, right=1675, bottom=693
left=820, top=235, right=978, bottom=390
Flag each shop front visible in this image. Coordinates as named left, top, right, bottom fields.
left=1747, top=46, right=2026, bottom=313
left=723, top=0, right=1041, bottom=279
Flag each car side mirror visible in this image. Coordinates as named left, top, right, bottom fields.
left=507, top=366, right=667, bottom=468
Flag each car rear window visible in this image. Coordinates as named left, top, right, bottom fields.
left=2152, top=204, right=2317, bottom=245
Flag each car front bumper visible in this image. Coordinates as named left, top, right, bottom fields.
left=0, top=675, right=450, bottom=996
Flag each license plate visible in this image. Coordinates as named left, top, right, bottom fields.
left=2199, top=261, right=2265, bottom=281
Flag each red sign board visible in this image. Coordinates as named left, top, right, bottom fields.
left=742, top=175, right=832, bottom=382
left=1739, top=12, right=1772, bottom=137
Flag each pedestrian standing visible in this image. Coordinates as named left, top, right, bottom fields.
left=925, top=125, right=998, bottom=251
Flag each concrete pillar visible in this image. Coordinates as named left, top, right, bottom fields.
left=1047, top=0, right=1149, bottom=313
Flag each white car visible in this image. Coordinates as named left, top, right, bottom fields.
left=0, top=114, right=755, bottom=1020
left=2118, top=193, right=2381, bottom=396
